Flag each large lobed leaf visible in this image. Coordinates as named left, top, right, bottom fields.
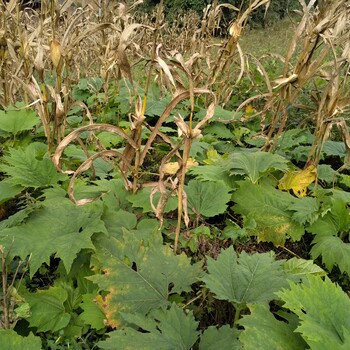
left=199, top=325, right=242, bottom=350
left=239, top=304, right=306, bottom=350
left=307, top=199, right=350, bottom=274
left=232, top=181, right=304, bottom=245
left=0, top=330, right=41, bottom=350
left=276, top=275, right=350, bottom=349
left=0, top=143, right=67, bottom=188
left=186, top=179, right=231, bottom=218
left=0, top=108, right=39, bottom=135
left=23, top=286, right=71, bottom=332
left=310, top=235, right=350, bottom=275
left=201, top=247, right=289, bottom=308
left=226, top=150, right=288, bottom=184
left=0, top=198, right=107, bottom=277
left=98, top=303, right=199, bottom=350
left=90, top=232, right=202, bottom=328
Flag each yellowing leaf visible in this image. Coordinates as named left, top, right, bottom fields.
left=163, top=158, right=198, bottom=175
left=278, top=164, right=317, bottom=197
left=244, top=104, right=257, bottom=118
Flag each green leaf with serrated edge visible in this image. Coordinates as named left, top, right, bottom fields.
left=0, top=108, right=39, bottom=135
left=226, top=150, right=288, bottom=184
left=289, top=197, right=319, bottom=225
left=307, top=199, right=350, bottom=236
left=204, top=123, right=235, bottom=139
left=312, top=188, right=350, bottom=210
left=98, top=179, right=131, bottom=210
left=0, top=180, right=23, bottom=205
left=126, top=186, right=178, bottom=213
left=0, top=146, right=67, bottom=188
left=102, top=208, right=137, bottom=238
left=283, top=257, right=326, bottom=281
left=188, top=165, right=238, bottom=189
left=232, top=181, right=304, bottom=246
left=186, top=179, right=231, bottom=217
left=98, top=303, right=199, bottom=350
left=89, top=233, right=201, bottom=328
left=0, top=330, right=41, bottom=350
left=317, top=164, right=337, bottom=183
left=199, top=325, right=242, bottom=350
left=23, top=286, right=71, bottom=332
left=323, top=140, right=346, bottom=157
left=339, top=174, right=350, bottom=188
left=276, top=275, right=350, bottom=349
left=78, top=293, right=106, bottom=330
left=0, top=199, right=107, bottom=277
left=311, top=235, right=350, bottom=275
left=0, top=204, right=37, bottom=231
left=238, top=304, right=306, bottom=350
left=201, top=247, right=288, bottom=308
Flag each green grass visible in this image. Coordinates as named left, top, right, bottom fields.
left=240, top=17, right=297, bottom=57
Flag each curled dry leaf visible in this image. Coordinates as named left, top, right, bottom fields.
left=68, top=150, right=133, bottom=205
left=53, top=124, right=138, bottom=174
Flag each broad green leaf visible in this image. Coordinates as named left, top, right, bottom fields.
left=127, top=186, right=178, bottom=213
left=199, top=325, right=242, bottom=350
left=23, top=286, right=71, bottom=332
left=323, top=140, right=346, bottom=158
left=78, top=293, right=106, bottom=330
left=232, top=181, right=304, bottom=245
left=204, top=123, right=234, bottom=139
left=0, top=199, right=107, bottom=277
left=195, top=105, right=240, bottom=122
left=0, top=180, right=23, bottom=205
left=289, top=197, right=319, bottom=225
left=90, top=233, right=202, bottom=328
left=307, top=199, right=350, bottom=236
left=0, top=108, right=39, bottom=135
left=145, top=97, right=171, bottom=117
left=0, top=145, right=67, bottom=188
left=239, top=304, right=306, bottom=350
left=0, top=205, right=37, bottom=230
left=310, top=235, right=350, bottom=275
left=339, top=174, right=350, bottom=188
left=102, top=207, right=137, bottom=238
left=188, top=165, right=237, bottom=189
left=98, top=303, right=199, bottom=350
left=317, top=164, right=337, bottom=183
left=0, top=330, right=41, bottom=350
left=186, top=179, right=231, bottom=217
left=201, top=247, right=288, bottom=308
left=226, top=150, right=288, bottom=184
left=283, top=257, right=326, bottom=280
left=276, top=275, right=350, bottom=349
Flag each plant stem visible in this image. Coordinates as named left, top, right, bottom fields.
left=233, top=305, right=242, bottom=326
left=1, top=246, right=10, bottom=329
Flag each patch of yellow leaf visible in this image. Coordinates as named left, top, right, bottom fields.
left=278, top=164, right=317, bottom=197
left=243, top=104, right=257, bottom=118
left=163, top=158, right=198, bottom=175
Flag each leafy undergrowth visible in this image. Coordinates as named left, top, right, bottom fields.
left=1, top=1, right=350, bottom=349
left=1, top=89, right=350, bottom=349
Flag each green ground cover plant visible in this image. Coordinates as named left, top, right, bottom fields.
left=0, top=0, right=350, bottom=349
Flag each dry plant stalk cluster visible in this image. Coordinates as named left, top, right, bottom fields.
left=0, top=0, right=350, bottom=253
